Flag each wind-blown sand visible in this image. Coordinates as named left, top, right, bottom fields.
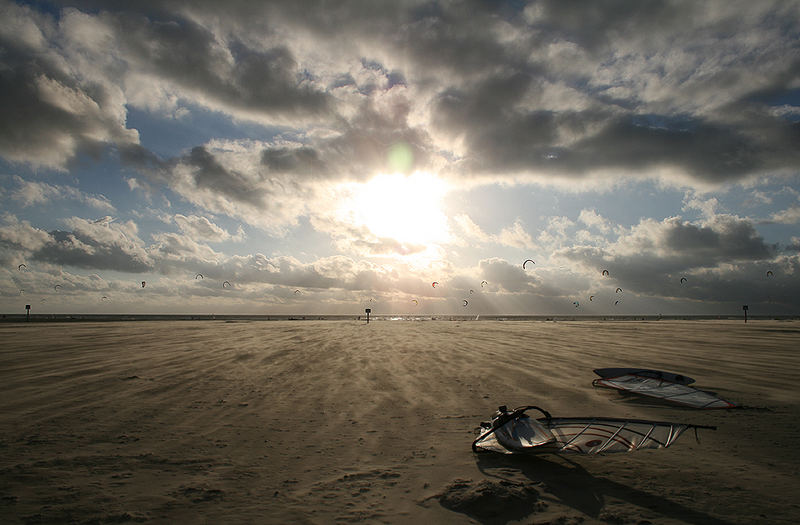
left=1, top=319, right=798, bottom=524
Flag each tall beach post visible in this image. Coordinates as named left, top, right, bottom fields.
left=743, top=304, right=748, bottom=323
left=25, top=304, right=30, bottom=322
left=365, top=308, right=371, bottom=324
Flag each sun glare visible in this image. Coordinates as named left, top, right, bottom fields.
left=348, top=172, right=450, bottom=248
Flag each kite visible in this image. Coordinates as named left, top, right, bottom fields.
left=615, top=287, right=623, bottom=293
left=432, top=281, right=439, bottom=288
left=141, top=281, right=146, bottom=288
left=481, top=280, right=488, bottom=287
left=680, top=277, right=687, bottom=284
left=463, top=299, right=469, bottom=307
left=18, top=263, right=27, bottom=271
left=523, top=259, right=535, bottom=269
left=602, top=269, right=609, bottom=276
left=195, top=273, right=204, bottom=279
left=222, top=281, right=231, bottom=288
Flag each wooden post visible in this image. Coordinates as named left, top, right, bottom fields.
left=25, top=304, right=31, bottom=322
left=365, top=308, right=371, bottom=324
left=742, top=305, right=748, bottom=323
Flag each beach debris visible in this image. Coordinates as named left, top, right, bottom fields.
left=472, top=405, right=715, bottom=455
left=523, top=259, right=535, bottom=269
left=592, top=369, right=736, bottom=409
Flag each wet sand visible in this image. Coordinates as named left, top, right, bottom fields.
left=1, top=319, right=798, bottom=524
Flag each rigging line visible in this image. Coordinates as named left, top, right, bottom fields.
left=596, top=421, right=627, bottom=455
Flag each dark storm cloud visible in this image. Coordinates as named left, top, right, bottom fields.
left=0, top=11, right=137, bottom=168
left=3, top=0, right=799, bottom=186
left=32, top=230, right=153, bottom=273
left=663, top=217, right=776, bottom=261
left=185, top=146, right=267, bottom=207
left=108, top=12, right=332, bottom=118
left=560, top=214, right=785, bottom=307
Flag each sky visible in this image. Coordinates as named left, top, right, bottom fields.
left=1, top=0, right=799, bottom=316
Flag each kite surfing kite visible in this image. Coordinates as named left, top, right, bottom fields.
left=589, top=295, right=595, bottom=301
left=680, top=277, right=687, bottom=284
left=141, top=281, right=146, bottom=288
left=54, top=284, right=62, bottom=291
left=432, top=281, right=439, bottom=288
left=523, top=259, right=535, bottom=269
left=481, top=280, right=488, bottom=287
left=602, top=269, right=609, bottom=276
left=412, top=299, right=419, bottom=305
left=472, top=405, right=715, bottom=455
left=195, top=273, right=203, bottom=280
left=222, top=281, right=231, bottom=288
left=294, top=289, right=301, bottom=294
left=463, top=299, right=469, bottom=307
left=616, top=287, right=623, bottom=293
left=592, top=369, right=736, bottom=409
left=18, top=263, right=26, bottom=271
left=766, top=270, right=774, bottom=277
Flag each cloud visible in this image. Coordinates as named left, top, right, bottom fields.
left=0, top=2, right=139, bottom=169
left=172, top=214, right=244, bottom=243
left=766, top=205, right=800, bottom=225
left=0, top=213, right=52, bottom=253
left=578, top=209, right=612, bottom=233
left=10, top=176, right=115, bottom=211
left=28, top=217, right=152, bottom=273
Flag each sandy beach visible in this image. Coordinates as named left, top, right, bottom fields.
left=1, top=319, right=798, bottom=524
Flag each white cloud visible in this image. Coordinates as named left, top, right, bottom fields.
left=768, top=205, right=800, bottom=225
left=173, top=214, right=245, bottom=242
left=11, top=176, right=115, bottom=212
left=578, top=209, right=612, bottom=233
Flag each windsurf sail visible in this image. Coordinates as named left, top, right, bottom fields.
left=594, top=367, right=695, bottom=385
left=472, top=405, right=715, bottom=455
left=593, top=374, right=736, bottom=409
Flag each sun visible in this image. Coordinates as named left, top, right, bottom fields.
left=346, top=171, right=450, bottom=247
